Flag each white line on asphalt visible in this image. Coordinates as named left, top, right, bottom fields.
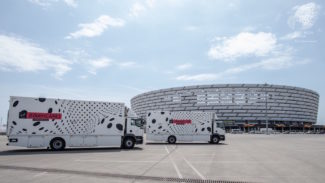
left=74, top=159, right=159, bottom=163
left=182, top=156, right=206, bottom=180
left=187, top=154, right=217, bottom=156
left=164, top=145, right=183, bottom=179
left=164, top=145, right=170, bottom=154
left=33, top=171, right=47, bottom=177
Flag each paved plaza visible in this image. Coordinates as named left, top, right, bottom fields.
left=0, top=134, right=324, bottom=183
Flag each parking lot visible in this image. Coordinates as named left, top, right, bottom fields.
left=0, top=134, right=325, bottom=183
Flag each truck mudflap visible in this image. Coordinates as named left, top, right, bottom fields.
left=135, top=136, right=143, bottom=144
left=9, top=138, right=18, bottom=143
left=124, top=134, right=143, bottom=144
left=219, top=135, right=225, bottom=141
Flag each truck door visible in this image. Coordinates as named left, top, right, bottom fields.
left=126, top=118, right=144, bottom=136
left=214, top=121, right=225, bottom=135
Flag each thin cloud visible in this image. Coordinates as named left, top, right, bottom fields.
left=208, top=32, right=277, bottom=61
left=79, top=75, right=88, bottom=79
left=146, top=0, right=156, bottom=8
left=66, top=15, right=125, bottom=39
left=129, top=2, right=146, bottom=17
left=241, top=26, right=256, bottom=32
left=0, top=34, right=71, bottom=79
left=176, top=56, right=309, bottom=81
left=118, top=62, right=137, bottom=68
left=184, top=26, right=199, bottom=31
left=281, top=31, right=303, bottom=40
left=295, top=40, right=318, bottom=43
left=176, top=63, right=192, bottom=70
left=176, top=74, right=217, bottom=81
left=288, top=2, right=320, bottom=30
left=29, top=0, right=78, bottom=7
left=29, top=0, right=55, bottom=7
left=88, top=57, right=112, bottom=75
left=63, top=0, right=77, bottom=7
left=128, top=0, right=156, bottom=17
left=81, top=60, right=140, bottom=79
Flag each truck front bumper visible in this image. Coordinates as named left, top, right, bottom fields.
left=135, top=136, right=143, bottom=144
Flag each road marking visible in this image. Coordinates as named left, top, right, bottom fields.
left=33, top=171, right=47, bottom=177
left=187, top=154, right=217, bottom=156
left=182, top=156, right=206, bottom=180
left=75, top=159, right=159, bottom=163
left=164, top=145, right=170, bottom=153
left=164, top=145, right=183, bottom=179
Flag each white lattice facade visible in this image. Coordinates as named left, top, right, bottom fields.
left=131, top=84, right=319, bottom=124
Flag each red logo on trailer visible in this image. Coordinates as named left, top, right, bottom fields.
left=26, top=112, right=62, bottom=120
left=19, top=111, right=62, bottom=121
left=172, top=119, right=192, bottom=125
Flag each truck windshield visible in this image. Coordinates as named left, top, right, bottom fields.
left=131, top=119, right=143, bottom=128
left=216, top=121, right=225, bottom=129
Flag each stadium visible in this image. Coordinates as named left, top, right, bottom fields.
left=131, top=84, right=321, bottom=132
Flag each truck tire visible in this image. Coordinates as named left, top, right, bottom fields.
left=50, top=138, right=65, bottom=150
left=123, top=137, right=135, bottom=149
left=167, top=136, right=176, bottom=144
left=211, top=135, right=220, bottom=144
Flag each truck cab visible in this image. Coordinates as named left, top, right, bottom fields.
left=125, top=109, right=144, bottom=146
left=212, top=120, right=226, bottom=143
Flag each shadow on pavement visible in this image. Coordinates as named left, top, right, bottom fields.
left=0, top=164, right=246, bottom=183
left=145, top=142, right=228, bottom=145
left=0, top=147, right=143, bottom=156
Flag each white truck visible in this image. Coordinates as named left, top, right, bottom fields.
left=6, top=96, right=144, bottom=150
left=146, top=111, right=225, bottom=144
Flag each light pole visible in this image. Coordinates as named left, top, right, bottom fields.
left=265, top=83, right=269, bottom=135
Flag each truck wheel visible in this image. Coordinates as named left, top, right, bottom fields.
left=50, top=138, right=65, bottom=150
left=123, top=137, right=135, bottom=149
left=211, top=135, right=220, bottom=144
left=167, top=136, right=176, bottom=144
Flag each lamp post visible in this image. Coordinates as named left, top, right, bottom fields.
left=265, top=83, right=269, bottom=135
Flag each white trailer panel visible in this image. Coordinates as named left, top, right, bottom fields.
left=146, top=111, right=225, bottom=143
left=7, top=96, right=127, bottom=148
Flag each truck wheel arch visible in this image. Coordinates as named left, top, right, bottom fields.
left=49, top=137, right=66, bottom=150
left=210, top=135, right=220, bottom=144
left=122, top=135, right=136, bottom=149
left=124, top=134, right=136, bottom=141
left=167, top=135, right=177, bottom=144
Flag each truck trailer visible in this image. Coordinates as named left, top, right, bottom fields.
left=6, top=96, right=144, bottom=150
left=146, top=111, right=225, bottom=144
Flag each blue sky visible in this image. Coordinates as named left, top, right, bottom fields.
left=0, top=0, right=324, bottom=124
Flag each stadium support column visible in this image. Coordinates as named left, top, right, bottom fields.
left=265, top=83, right=269, bottom=135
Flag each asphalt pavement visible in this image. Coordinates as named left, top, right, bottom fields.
left=0, top=134, right=324, bottom=183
